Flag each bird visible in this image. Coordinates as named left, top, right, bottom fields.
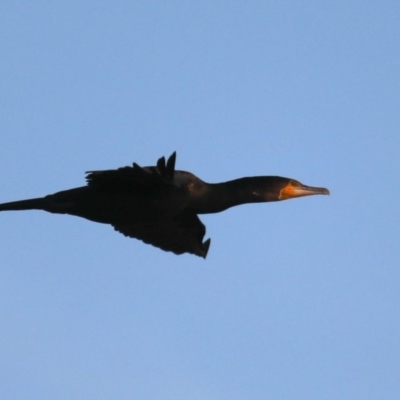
left=0, top=152, right=329, bottom=258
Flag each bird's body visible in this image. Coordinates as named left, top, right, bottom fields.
left=0, top=152, right=329, bottom=258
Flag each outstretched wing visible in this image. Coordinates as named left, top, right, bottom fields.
left=85, top=152, right=211, bottom=257
left=113, top=211, right=211, bottom=258
left=85, top=152, right=176, bottom=192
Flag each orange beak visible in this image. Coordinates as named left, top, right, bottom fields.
left=279, top=181, right=330, bottom=200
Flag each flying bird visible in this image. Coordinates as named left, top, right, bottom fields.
left=0, top=152, right=329, bottom=258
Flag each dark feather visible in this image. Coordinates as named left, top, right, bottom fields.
left=85, top=152, right=177, bottom=192
left=113, top=211, right=210, bottom=258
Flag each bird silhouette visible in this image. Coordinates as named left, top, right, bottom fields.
left=0, top=152, right=329, bottom=258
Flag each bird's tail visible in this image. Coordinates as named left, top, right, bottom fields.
left=0, top=197, right=47, bottom=212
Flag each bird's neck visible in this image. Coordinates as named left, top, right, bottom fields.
left=192, top=177, right=267, bottom=214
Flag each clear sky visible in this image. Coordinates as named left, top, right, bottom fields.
left=1, top=2, right=399, bottom=399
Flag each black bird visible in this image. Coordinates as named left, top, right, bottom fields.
left=0, top=152, right=329, bottom=258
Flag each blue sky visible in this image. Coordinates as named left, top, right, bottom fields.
left=1, top=2, right=399, bottom=399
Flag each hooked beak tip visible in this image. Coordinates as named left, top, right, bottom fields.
left=279, top=183, right=330, bottom=200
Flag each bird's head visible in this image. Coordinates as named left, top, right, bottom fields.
left=248, top=176, right=330, bottom=202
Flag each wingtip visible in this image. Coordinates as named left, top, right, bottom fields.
left=202, top=238, right=211, bottom=259
left=157, top=156, right=166, bottom=170
left=167, top=152, right=176, bottom=172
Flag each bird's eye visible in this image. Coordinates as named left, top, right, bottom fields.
left=290, top=180, right=300, bottom=187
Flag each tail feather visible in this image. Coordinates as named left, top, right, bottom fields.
left=0, top=197, right=47, bottom=212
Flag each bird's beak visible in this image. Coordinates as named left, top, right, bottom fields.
left=279, top=181, right=330, bottom=200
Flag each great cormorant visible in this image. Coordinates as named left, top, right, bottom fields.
left=0, top=152, right=329, bottom=258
